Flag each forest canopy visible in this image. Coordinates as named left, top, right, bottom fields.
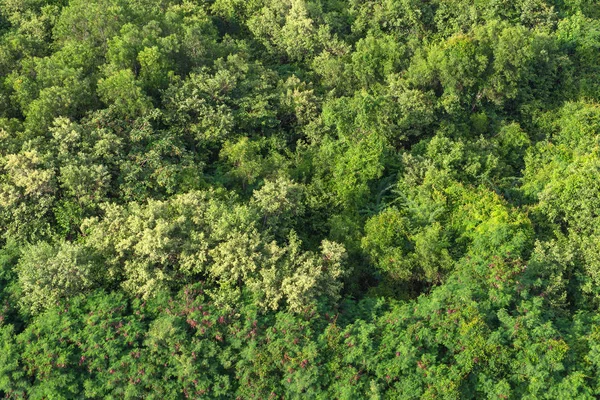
left=2, top=0, right=600, bottom=398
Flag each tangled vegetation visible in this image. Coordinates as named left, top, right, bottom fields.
left=2, top=0, right=600, bottom=398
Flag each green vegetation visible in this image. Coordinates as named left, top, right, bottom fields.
left=2, top=0, right=600, bottom=397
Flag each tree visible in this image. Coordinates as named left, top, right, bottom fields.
left=16, top=241, right=101, bottom=315
left=251, top=176, right=305, bottom=239
left=0, top=148, right=56, bottom=241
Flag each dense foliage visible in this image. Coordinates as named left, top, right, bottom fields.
left=2, top=0, right=600, bottom=398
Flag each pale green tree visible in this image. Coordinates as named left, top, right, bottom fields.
left=16, top=241, right=100, bottom=315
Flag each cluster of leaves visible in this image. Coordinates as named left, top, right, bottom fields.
left=2, top=0, right=600, bottom=397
